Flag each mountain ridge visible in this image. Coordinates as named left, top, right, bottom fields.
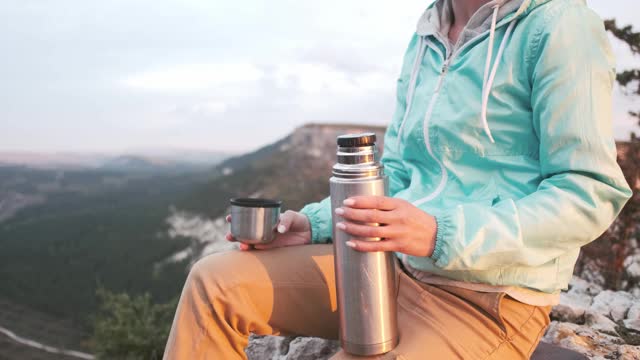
left=182, top=122, right=387, bottom=216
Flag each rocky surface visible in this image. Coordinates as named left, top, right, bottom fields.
left=625, top=254, right=640, bottom=298
left=160, top=209, right=237, bottom=268
left=246, top=335, right=340, bottom=360
left=245, top=276, right=640, bottom=359
left=536, top=276, right=640, bottom=359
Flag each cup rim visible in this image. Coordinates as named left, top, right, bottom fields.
left=230, top=197, right=282, bottom=208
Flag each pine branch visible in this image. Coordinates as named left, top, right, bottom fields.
left=605, top=19, right=640, bottom=55
left=605, top=19, right=640, bottom=126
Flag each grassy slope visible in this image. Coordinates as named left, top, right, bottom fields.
left=0, top=297, right=89, bottom=359
left=0, top=170, right=198, bottom=325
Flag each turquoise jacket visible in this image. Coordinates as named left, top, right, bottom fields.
left=300, top=0, right=632, bottom=294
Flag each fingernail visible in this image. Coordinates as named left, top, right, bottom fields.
left=345, top=241, right=356, bottom=248
left=336, top=222, right=346, bottom=230
left=334, top=208, right=344, bottom=215
left=277, top=225, right=286, bottom=233
left=343, top=199, right=355, bottom=206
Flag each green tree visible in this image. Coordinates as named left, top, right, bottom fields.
left=91, top=288, right=177, bottom=360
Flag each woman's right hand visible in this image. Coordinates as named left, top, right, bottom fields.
left=225, top=210, right=312, bottom=250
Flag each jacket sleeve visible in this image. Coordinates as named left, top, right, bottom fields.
left=431, top=6, right=633, bottom=270
left=299, top=35, right=417, bottom=244
left=299, top=196, right=333, bottom=244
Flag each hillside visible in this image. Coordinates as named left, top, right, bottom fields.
left=181, top=123, right=386, bottom=216
left=0, top=167, right=206, bottom=322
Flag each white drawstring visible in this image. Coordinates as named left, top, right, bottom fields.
left=480, top=4, right=517, bottom=143
left=404, top=3, right=520, bottom=144
left=482, top=6, right=500, bottom=105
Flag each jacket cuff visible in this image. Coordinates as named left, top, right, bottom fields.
left=299, top=203, right=332, bottom=244
left=432, top=211, right=453, bottom=267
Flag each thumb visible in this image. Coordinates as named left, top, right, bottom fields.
left=277, top=210, right=295, bottom=234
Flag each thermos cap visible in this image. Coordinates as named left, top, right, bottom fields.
left=337, top=133, right=377, bottom=147
left=230, top=198, right=282, bottom=208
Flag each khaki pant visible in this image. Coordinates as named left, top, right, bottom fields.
left=164, top=245, right=550, bottom=359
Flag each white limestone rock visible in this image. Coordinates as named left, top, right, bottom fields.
left=584, top=310, right=619, bottom=335
left=623, top=299, right=640, bottom=333
left=590, top=290, right=635, bottom=322
left=285, top=337, right=340, bottom=360
left=542, top=321, right=626, bottom=359
left=627, top=302, right=640, bottom=332
left=245, top=335, right=339, bottom=360
left=628, top=303, right=640, bottom=321
left=623, top=319, right=640, bottom=333
left=568, top=275, right=603, bottom=296
left=625, top=254, right=640, bottom=279
left=550, top=276, right=598, bottom=323
left=246, top=335, right=287, bottom=360
left=617, top=344, right=640, bottom=360
left=546, top=276, right=640, bottom=359
left=552, top=291, right=592, bottom=323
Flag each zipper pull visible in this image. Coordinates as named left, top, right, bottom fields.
left=441, top=60, right=450, bottom=74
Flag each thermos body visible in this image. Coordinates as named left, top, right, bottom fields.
left=329, top=133, right=399, bottom=356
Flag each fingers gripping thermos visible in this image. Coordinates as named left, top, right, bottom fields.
left=330, top=133, right=399, bottom=356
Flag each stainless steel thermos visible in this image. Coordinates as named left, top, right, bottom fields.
left=330, top=133, right=399, bottom=356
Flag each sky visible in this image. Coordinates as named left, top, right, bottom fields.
left=1, top=0, right=639, bottom=154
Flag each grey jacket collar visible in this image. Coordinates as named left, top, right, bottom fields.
left=416, top=0, right=527, bottom=48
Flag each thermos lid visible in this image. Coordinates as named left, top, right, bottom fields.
left=336, top=133, right=377, bottom=147
left=230, top=198, right=282, bottom=208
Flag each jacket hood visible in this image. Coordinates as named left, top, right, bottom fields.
left=416, top=0, right=550, bottom=40
left=412, top=0, right=554, bottom=143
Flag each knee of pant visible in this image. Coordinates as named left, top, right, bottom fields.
left=186, top=253, right=231, bottom=297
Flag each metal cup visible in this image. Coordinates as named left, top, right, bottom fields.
left=229, top=198, right=282, bottom=244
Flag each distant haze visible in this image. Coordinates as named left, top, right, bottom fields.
left=0, top=0, right=638, bottom=153
left=0, top=149, right=231, bottom=169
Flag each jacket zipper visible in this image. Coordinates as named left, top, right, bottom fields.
left=413, top=56, right=450, bottom=207
left=412, top=18, right=517, bottom=206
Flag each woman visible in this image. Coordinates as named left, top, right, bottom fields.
left=164, top=0, right=632, bottom=358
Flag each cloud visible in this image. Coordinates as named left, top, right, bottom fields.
left=192, top=101, right=227, bottom=114
left=171, top=101, right=228, bottom=117
left=124, top=60, right=396, bottom=99
left=122, top=63, right=264, bottom=92
left=272, top=63, right=394, bottom=96
left=1, top=0, right=638, bottom=152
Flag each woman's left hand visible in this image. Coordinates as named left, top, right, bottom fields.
left=335, top=196, right=437, bottom=257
